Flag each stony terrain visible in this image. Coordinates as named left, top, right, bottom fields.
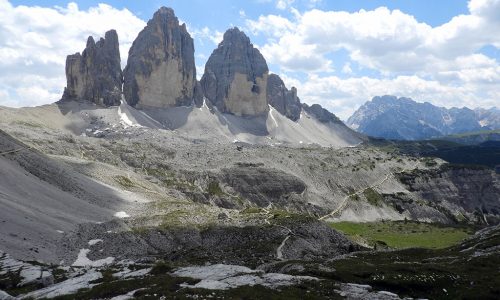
left=0, top=6, right=499, bottom=299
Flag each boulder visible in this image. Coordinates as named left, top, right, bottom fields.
left=201, top=27, right=269, bottom=116
left=123, top=7, right=197, bottom=108
left=62, top=30, right=122, bottom=106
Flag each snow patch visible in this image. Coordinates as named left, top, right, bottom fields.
left=88, top=239, right=103, bottom=246
left=114, top=211, right=130, bottom=218
left=72, top=249, right=114, bottom=267
left=268, top=105, right=279, bottom=127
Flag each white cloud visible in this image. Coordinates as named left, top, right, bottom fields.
left=248, top=0, right=500, bottom=117
left=190, top=26, right=223, bottom=45
left=282, top=74, right=488, bottom=120
left=246, top=15, right=295, bottom=37
left=341, top=63, right=353, bottom=74
left=276, top=0, right=294, bottom=10
left=0, top=0, right=145, bottom=107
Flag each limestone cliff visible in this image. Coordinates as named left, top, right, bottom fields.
left=201, top=28, right=269, bottom=116
left=267, top=74, right=302, bottom=121
left=123, top=7, right=199, bottom=108
left=62, top=30, right=122, bottom=107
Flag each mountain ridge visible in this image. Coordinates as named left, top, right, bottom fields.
left=347, top=95, right=500, bottom=140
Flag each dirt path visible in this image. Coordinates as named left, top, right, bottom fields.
left=262, top=203, right=294, bottom=260
left=0, top=148, right=25, bottom=156
left=318, top=161, right=421, bottom=221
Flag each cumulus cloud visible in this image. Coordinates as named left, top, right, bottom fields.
left=281, top=74, right=491, bottom=120
left=276, top=0, right=294, bottom=10
left=248, top=0, right=500, bottom=118
left=0, top=0, right=145, bottom=107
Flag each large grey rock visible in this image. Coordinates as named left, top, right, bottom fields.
left=201, top=27, right=269, bottom=116
left=123, top=7, right=197, bottom=108
left=62, top=30, right=122, bottom=107
left=397, top=164, right=500, bottom=224
left=267, top=74, right=302, bottom=121
left=221, top=166, right=307, bottom=207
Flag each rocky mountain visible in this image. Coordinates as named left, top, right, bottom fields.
left=1, top=6, right=498, bottom=298
left=201, top=27, right=269, bottom=116
left=302, top=103, right=343, bottom=124
left=347, top=95, right=500, bottom=140
left=62, top=30, right=122, bottom=107
left=123, top=7, right=200, bottom=108
left=267, top=74, right=302, bottom=121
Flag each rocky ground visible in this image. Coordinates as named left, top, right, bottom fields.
left=1, top=102, right=499, bottom=299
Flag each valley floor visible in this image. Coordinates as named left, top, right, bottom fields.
left=0, top=102, right=499, bottom=299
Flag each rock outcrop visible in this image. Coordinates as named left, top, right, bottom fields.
left=201, top=27, right=269, bottom=116
left=62, top=30, right=122, bottom=106
left=267, top=74, right=302, bottom=121
left=302, top=103, right=342, bottom=124
left=123, top=7, right=199, bottom=108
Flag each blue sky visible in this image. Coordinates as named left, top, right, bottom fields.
left=1, top=0, right=499, bottom=119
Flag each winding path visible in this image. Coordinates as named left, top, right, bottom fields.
left=0, top=148, right=25, bottom=156
left=318, top=161, right=421, bottom=221
left=262, top=203, right=294, bottom=260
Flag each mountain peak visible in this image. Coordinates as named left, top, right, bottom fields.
left=347, top=95, right=499, bottom=140
left=123, top=6, right=198, bottom=108
left=201, top=26, right=269, bottom=116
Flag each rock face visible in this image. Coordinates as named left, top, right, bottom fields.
left=123, top=7, right=198, bottom=108
left=302, top=103, right=342, bottom=124
left=221, top=166, right=307, bottom=207
left=62, top=30, right=122, bottom=106
left=201, top=27, right=269, bottom=116
left=347, top=95, right=500, bottom=140
left=397, top=164, right=500, bottom=224
left=267, top=74, right=302, bottom=121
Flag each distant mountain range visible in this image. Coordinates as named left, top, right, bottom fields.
left=347, top=95, right=500, bottom=140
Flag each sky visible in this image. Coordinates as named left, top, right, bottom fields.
left=1, top=0, right=499, bottom=120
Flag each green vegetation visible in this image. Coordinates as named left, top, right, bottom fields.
left=207, top=181, right=224, bottom=196
left=369, top=138, right=500, bottom=170
left=329, top=221, right=472, bottom=249
left=114, top=175, right=135, bottom=188
left=240, top=207, right=262, bottom=214
left=363, top=188, right=383, bottom=206
left=12, top=120, right=43, bottom=128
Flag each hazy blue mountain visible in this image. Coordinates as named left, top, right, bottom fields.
left=347, top=95, right=499, bottom=140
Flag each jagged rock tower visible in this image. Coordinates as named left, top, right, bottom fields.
left=201, top=28, right=269, bottom=117
left=62, top=30, right=122, bottom=106
left=267, top=74, right=302, bottom=121
left=123, top=7, right=200, bottom=108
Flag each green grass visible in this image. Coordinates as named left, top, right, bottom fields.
left=114, top=175, right=135, bottom=188
left=363, top=188, right=383, bottom=206
left=329, top=221, right=472, bottom=249
left=207, top=181, right=224, bottom=196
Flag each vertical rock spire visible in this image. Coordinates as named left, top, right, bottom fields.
left=201, top=27, right=269, bottom=116
left=123, top=7, right=199, bottom=108
left=62, top=29, right=123, bottom=107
